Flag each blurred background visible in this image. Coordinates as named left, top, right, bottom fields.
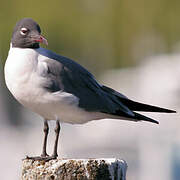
left=0, top=0, right=180, bottom=179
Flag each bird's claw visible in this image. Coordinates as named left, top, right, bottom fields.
left=24, top=154, right=57, bottom=162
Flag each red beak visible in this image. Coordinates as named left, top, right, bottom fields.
left=35, top=35, right=48, bottom=46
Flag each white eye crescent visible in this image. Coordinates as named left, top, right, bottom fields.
left=20, top=27, right=28, bottom=35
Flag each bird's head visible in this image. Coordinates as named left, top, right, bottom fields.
left=11, top=18, right=48, bottom=49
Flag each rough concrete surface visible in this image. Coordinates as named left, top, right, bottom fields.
left=21, top=158, right=127, bottom=180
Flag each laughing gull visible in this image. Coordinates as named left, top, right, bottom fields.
left=4, top=18, right=176, bottom=160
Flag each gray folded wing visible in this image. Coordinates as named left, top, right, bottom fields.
left=37, top=48, right=134, bottom=117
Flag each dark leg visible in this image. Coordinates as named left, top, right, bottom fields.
left=26, top=119, right=50, bottom=161
left=41, top=119, right=49, bottom=157
left=26, top=120, right=60, bottom=161
left=51, top=120, right=60, bottom=158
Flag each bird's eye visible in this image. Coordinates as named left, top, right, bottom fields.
left=20, top=28, right=28, bottom=35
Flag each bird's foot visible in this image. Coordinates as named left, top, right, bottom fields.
left=25, top=154, right=58, bottom=162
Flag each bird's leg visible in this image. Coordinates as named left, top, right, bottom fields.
left=41, top=119, right=49, bottom=157
left=25, top=120, right=60, bottom=161
left=51, top=120, right=60, bottom=158
left=25, top=119, right=50, bottom=161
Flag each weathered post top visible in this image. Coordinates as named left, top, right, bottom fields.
left=22, top=158, right=127, bottom=180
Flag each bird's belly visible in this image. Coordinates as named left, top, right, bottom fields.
left=21, top=90, right=108, bottom=124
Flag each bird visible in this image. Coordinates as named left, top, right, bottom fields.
left=4, top=18, right=176, bottom=161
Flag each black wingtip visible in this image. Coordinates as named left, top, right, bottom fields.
left=166, top=109, right=176, bottom=113
left=144, top=118, right=159, bottom=124
left=134, top=112, right=159, bottom=124
left=152, top=120, right=159, bottom=124
left=119, top=98, right=177, bottom=113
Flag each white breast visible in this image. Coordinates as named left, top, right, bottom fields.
left=5, top=47, right=38, bottom=100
